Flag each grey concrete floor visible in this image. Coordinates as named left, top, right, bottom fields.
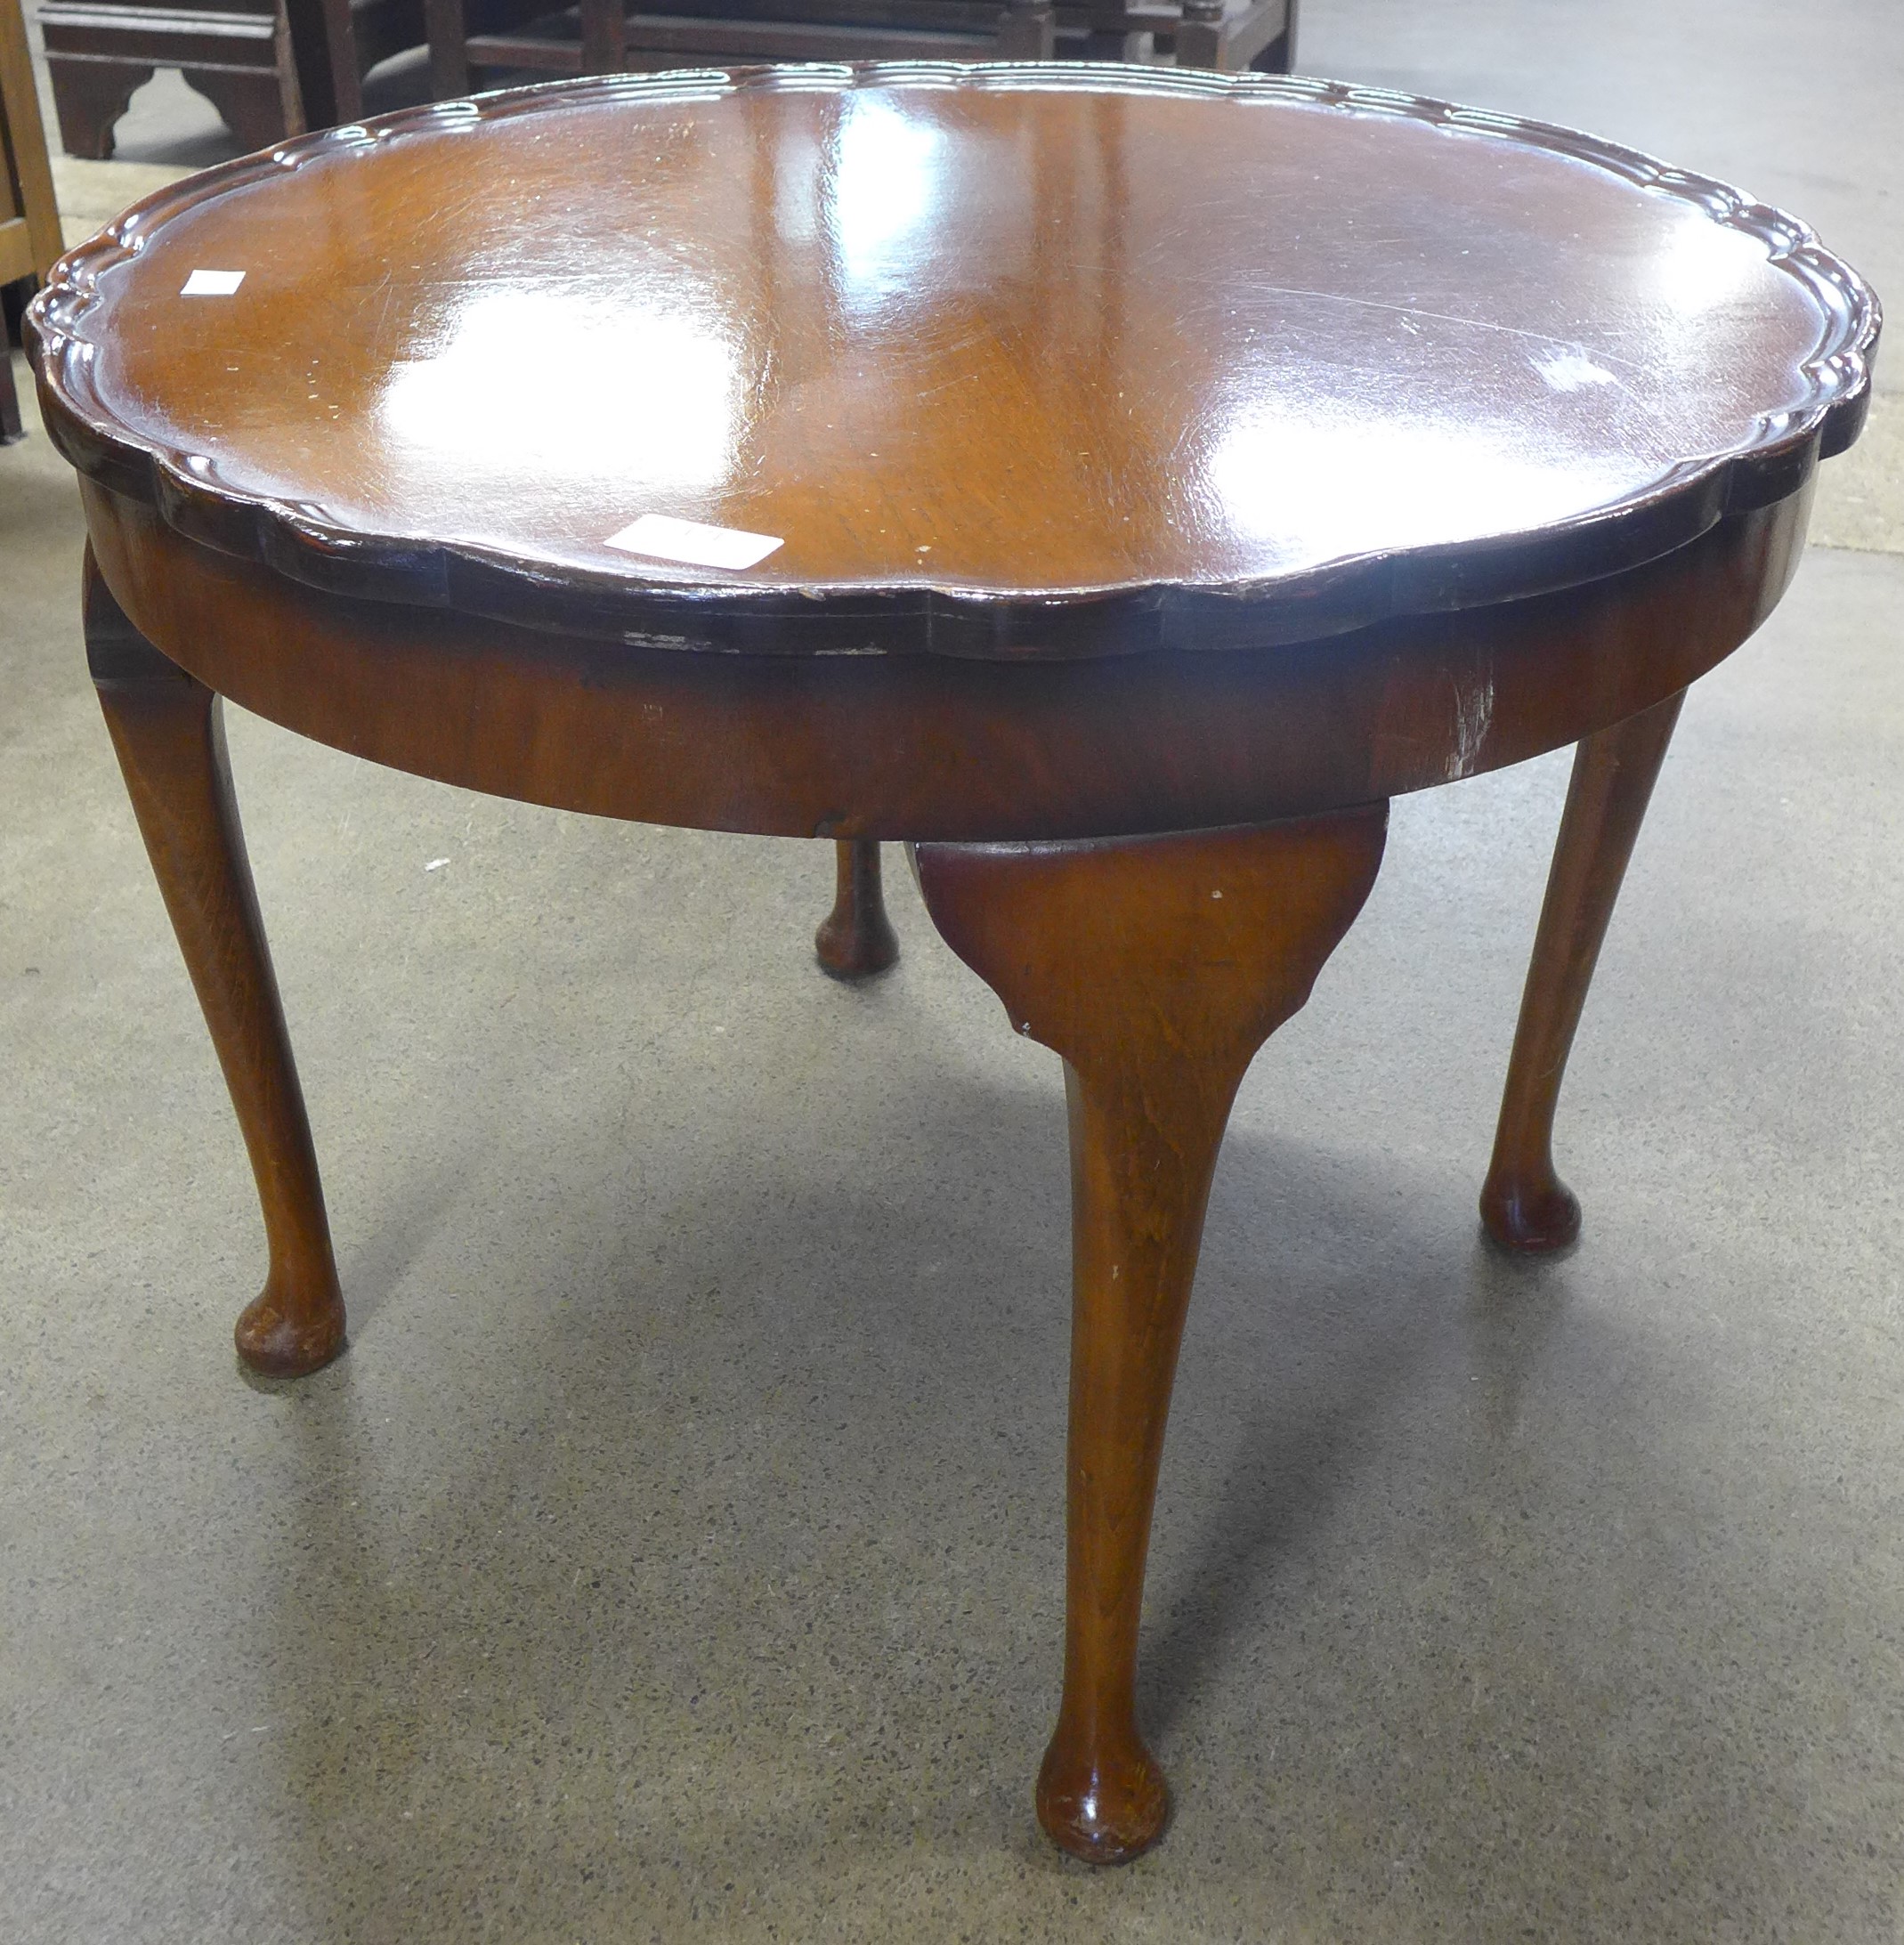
left=4, top=3, right=1903, bottom=1940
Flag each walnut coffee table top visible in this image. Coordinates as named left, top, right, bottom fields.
left=33, top=64, right=1876, bottom=658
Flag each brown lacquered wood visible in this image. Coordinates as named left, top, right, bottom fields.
left=916, top=809, right=1387, bottom=1860
left=77, top=477, right=1810, bottom=841
left=1480, top=690, right=1687, bottom=1252
left=85, top=551, right=345, bottom=1376
left=28, top=68, right=1876, bottom=650
left=25, top=64, right=1880, bottom=1865
left=815, top=838, right=900, bottom=977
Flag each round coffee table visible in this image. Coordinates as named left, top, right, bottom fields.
left=28, top=64, right=1877, bottom=1863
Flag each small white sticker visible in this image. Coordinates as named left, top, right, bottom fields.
left=181, top=269, right=246, bottom=296
left=605, top=513, right=783, bottom=572
left=1532, top=346, right=1616, bottom=393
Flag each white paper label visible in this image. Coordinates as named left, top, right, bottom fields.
left=181, top=269, right=246, bottom=296
left=605, top=514, right=783, bottom=571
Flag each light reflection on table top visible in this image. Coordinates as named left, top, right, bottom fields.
left=79, top=72, right=1834, bottom=596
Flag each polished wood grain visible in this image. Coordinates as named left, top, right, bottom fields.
left=815, top=838, right=900, bottom=977
left=30, top=69, right=1876, bottom=651
left=85, top=552, right=346, bottom=1377
left=916, top=809, right=1387, bottom=1859
left=1481, top=689, right=1686, bottom=1252
left=26, top=64, right=1878, bottom=1864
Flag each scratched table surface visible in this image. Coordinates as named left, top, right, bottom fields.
left=32, top=65, right=1874, bottom=644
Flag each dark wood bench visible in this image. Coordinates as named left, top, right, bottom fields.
left=36, top=0, right=424, bottom=157
left=36, top=0, right=1296, bottom=165
left=423, top=0, right=1295, bottom=96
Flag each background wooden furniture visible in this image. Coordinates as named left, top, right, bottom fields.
left=425, top=0, right=1292, bottom=101
left=1075, top=0, right=1293, bottom=68
left=37, top=0, right=424, bottom=156
left=1, top=0, right=60, bottom=442
left=27, top=65, right=1876, bottom=1864
left=425, top=0, right=1055, bottom=93
left=35, top=0, right=1295, bottom=168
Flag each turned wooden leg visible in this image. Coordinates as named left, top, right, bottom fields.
left=1481, top=689, right=1686, bottom=1252
left=85, top=553, right=344, bottom=1376
left=814, top=838, right=899, bottom=978
left=916, top=809, right=1388, bottom=1862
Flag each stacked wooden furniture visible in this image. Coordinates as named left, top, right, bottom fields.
left=425, top=0, right=1294, bottom=101
left=1169, top=0, right=1293, bottom=69
left=1071, top=0, right=1294, bottom=68
left=36, top=0, right=425, bottom=157
left=425, top=0, right=1057, bottom=91
left=33, top=0, right=1296, bottom=165
left=1, top=0, right=61, bottom=442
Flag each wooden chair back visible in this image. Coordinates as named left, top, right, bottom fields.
left=2, top=0, right=62, bottom=442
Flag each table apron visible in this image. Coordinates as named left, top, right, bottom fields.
left=81, top=481, right=1810, bottom=843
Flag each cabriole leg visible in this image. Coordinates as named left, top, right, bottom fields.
left=814, top=837, right=899, bottom=978
left=916, top=809, right=1388, bottom=1862
left=1481, top=689, right=1687, bottom=1252
left=85, top=551, right=344, bottom=1376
